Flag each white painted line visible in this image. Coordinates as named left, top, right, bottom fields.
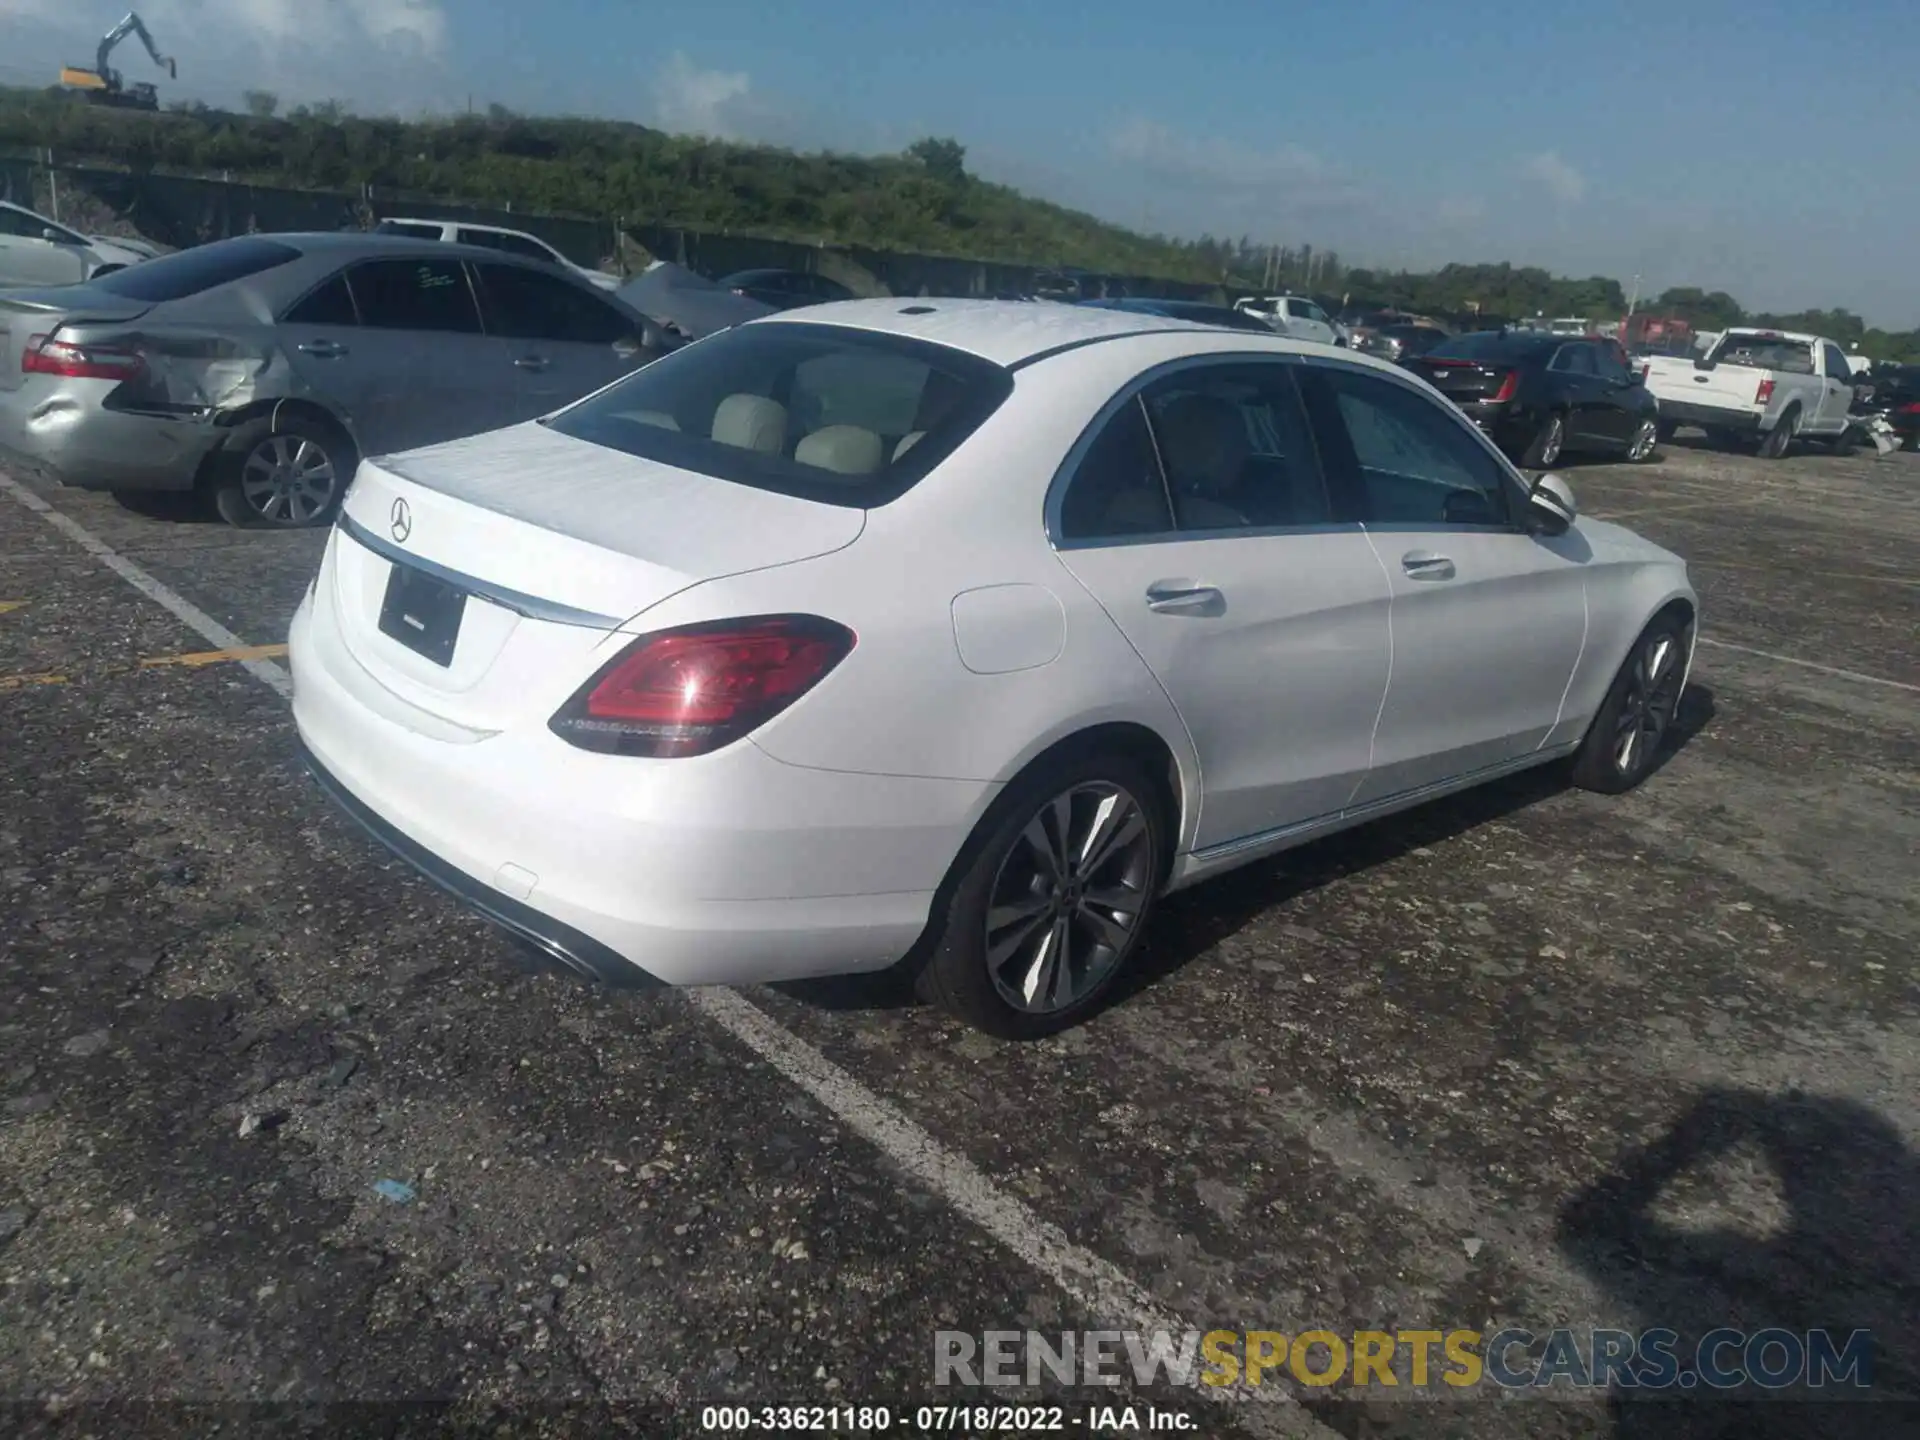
left=1695, top=636, right=1920, bottom=695
left=0, top=474, right=292, bottom=699
left=0, top=474, right=1336, bottom=1437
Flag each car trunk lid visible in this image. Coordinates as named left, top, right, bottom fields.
left=1405, top=356, right=1516, bottom=403
left=324, top=421, right=865, bottom=733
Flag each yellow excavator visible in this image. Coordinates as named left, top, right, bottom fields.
left=60, top=12, right=177, bottom=112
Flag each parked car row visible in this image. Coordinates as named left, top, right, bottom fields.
left=0, top=199, right=154, bottom=287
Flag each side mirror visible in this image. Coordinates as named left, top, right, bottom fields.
left=41, top=228, right=64, bottom=243
left=1528, top=474, right=1577, bottom=534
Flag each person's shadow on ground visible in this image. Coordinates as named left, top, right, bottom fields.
left=1558, top=1087, right=1920, bottom=1439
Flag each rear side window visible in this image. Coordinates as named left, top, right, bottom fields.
left=474, top=262, right=629, bottom=344
left=283, top=273, right=358, bottom=326
left=93, top=237, right=300, bottom=302
left=544, top=321, right=1013, bottom=507
left=1550, top=345, right=1597, bottom=375
left=1059, top=397, right=1171, bottom=540
left=346, top=258, right=482, bottom=334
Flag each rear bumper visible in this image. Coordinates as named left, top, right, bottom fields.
left=301, top=738, right=662, bottom=989
left=0, top=389, right=221, bottom=492
left=1653, top=399, right=1761, bottom=433
left=288, top=587, right=985, bottom=988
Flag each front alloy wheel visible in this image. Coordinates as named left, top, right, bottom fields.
left=1572, top=618, right=1689, bottom=794
left=983, top=781, right=1156, bottom=1015
left=1627, top=418, right=1659, bottom=462
left=1527, top=414, right=1566, bottom=468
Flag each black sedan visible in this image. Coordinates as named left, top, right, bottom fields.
left=715, top=268, right=859, bottom=310
left=1402, top=331, right=1660, bottom=468
left=1077, top=297, right=1278, bottom=332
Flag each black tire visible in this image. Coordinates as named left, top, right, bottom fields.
left=1522, top=412, right=1569, bottom=468
left=210, top=412, right=356, bottom=529
left=1655, top=418, right=1678, bottom=444
left=1570, top=613, right=1691, bottom=795
left=1827, top=426, right=1856, bottom=456
left=1756, top=405, right=1798, bottom=460
left=914, top=748, right=1168, bottom=1039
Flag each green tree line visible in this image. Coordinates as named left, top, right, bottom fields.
left=3, top=86, right=1916, bottom=362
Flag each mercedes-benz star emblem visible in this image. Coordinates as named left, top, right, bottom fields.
left=389, top=497, right=412, bottom=543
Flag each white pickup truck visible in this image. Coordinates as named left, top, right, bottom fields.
left=1640, top=328, right=1858, bottom=458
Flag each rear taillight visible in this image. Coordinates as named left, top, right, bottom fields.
left=1492, top=371, right=1519, bottom=403
left=1902, top=402, right=1920, bottom=414
left=21, top=333, right=144, bottom=381
left=1755, top=377, right=1775, bottom=406
left=549, top=614, right=855, bottom=758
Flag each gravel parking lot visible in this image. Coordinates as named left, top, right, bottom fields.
left=1, top=438, right=1915, bottom=1439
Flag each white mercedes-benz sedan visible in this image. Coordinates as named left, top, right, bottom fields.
left=289, top=300, right=1697, bottom=1038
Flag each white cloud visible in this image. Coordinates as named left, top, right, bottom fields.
left=1521, top=150, right=1586, bottom=204
left=650, top=51, right=753, bottom=140
left=1110, top=117, right=1328, bottom=193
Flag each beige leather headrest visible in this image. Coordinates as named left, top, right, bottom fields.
left=711, top=394, right=787, bottom=452
left=795, top=425, right=884, bottom=476
left=893, top=430, right=926, bottom=461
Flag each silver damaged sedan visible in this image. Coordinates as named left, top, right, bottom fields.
left=0, top=232, right=675, bottom=528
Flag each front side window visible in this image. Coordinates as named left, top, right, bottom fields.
left=346, top=258, right=482, bottom=334
left=473, top=262, right=629, bottom=344
left=0, top=205, right=41, bottom=238
left=1315, top=367, right=1514, bottom=527
left=543, top=322, right=1012, bottom=506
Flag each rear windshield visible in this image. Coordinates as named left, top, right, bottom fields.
left=1713, top=334, right=1814, bottom=374
left=543, top=321, right=1014, bottom=507
left=1426, top=332, right=1546, bottom=362
left=94, top=237, right=301, bottom=302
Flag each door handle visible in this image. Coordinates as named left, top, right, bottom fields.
left=1145, top=580, right=1224, bottom=614
left=1401, top=551, right=1456, bottom=581
left=514, top=354, right=551, bottom=372
left=296, top=340, right=347, bottom=358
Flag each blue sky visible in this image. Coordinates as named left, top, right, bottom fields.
left=4, top=0, right=1917, bottom=325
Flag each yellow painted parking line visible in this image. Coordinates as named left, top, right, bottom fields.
left=0, top=672, right=66, bottom=691
left=0, top=601, right=25, bottom=616
left=139, top=643, right=289, bottom=669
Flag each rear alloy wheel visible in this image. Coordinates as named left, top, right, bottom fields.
left=1524, top=413, right=1567, bottom=468
left=1757, top=406, right=1798, bottom=460
left=1626, top=418, right=1659, bottom=462
left=213, top=416, right=354, bottom=529
left=1571, top=616, right=1690, bottom=794
left=916, top=752, right=1165, bottom=1039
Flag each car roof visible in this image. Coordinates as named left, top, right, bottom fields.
left=228, top=230, right=560, bottom=265
left=753, top=296, right=1406, bottom=371
left=380, top=217, right=544, bottom=240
